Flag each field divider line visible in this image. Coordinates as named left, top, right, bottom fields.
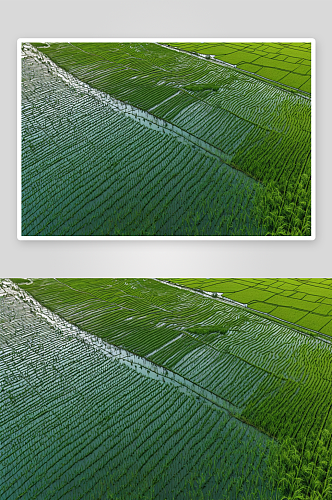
left=147, top=91, right=182, bottom=112
left=157, top=43, right=311, bottom=100
left=145, top=334, right=184, bottom=357
left=158, top=279, right=332, bottom=345
left=22, top=43, right=259, bottom=184
left=1, top=279, right=276, bottom=441
left=155, top=279, right=248, bottom=308
left=156, top=43, right=237, bottom=69
left=181, top=329, right=288, bottom=381
left=154, top=280, right=289, bottom=381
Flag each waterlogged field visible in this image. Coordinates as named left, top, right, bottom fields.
left=171, top=278, right=332, bottom=335
left=21, top=47, right=259, bottom=236
left=20, top=40, right=312, bottom=236
left=2, top=278, right=332, bottom=499
left=1, top=280, right=277, bottom=500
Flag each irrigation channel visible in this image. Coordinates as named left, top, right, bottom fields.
left=22, top=43, right=257, bottom=183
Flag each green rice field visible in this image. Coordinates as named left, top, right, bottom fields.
left=1, top=278, right=332, bottom=499
left=171, top=279, right=332, bottom=335
left=20, top=41, right=312, bottom=236
left=168, top=42, right=311, bottom=93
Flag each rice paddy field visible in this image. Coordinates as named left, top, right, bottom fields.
left=1, top=278, right=332, bottom=499
left=171, top=279, right=332, bottom=335
left=168, top=43, right=311, bottom=92
left=20, top=40, right=312, bottom=237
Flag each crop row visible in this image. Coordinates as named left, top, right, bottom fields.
left=0, top=288, right=276, bottom=500
left=14, top=279, right=332, bottom=450
left=21, top=52, right=263, bottom=236
left=31, top=42, right=311, bottom=191
left=27, top=282, right=332, bottom=443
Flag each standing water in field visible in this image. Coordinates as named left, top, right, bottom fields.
left=21, top=43, right=272, bottom=236
left=0, top=280, right=280, bottom=499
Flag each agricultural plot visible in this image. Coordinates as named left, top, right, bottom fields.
left=171, top=278, right=332, bottom=335
left=168, top=42, right=311, bottom=93
left=1, top=280, right=277, bottom=500
left=2, top=278, right=332, bottom=499
left=20, top=40, right=312, bottom=236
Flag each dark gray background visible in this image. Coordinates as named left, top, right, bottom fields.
left=2, top=0, right=330, bottom=277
